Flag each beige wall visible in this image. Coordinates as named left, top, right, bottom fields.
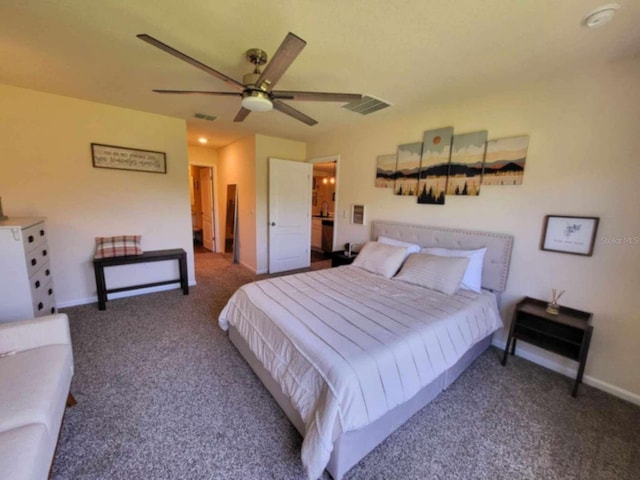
left=216, top=134, right=306, bottom=272
left=307, top=55, right=640, bottom=401
left=254, top=134, right=306, bottom=273
left=217, top=136, right=256, bottom=267
left=188, top=145, right=218, bottom=167
left=0, top=84, right=194, bottom=306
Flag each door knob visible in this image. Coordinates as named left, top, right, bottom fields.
left=271, top=222, right=276, bottom=226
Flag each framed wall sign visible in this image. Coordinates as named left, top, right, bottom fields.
left=91, top=143, right=167, bottom=174
left=351, top=204, right=365, bottom=225
left=541, top=215, right=599, bottom=256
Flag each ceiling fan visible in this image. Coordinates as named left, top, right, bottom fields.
left=137, top=32, right=363, bottom=126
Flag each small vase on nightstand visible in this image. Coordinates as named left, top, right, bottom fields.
left=546, top=302, right=560, bottom=315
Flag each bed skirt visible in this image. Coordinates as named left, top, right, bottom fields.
left=228, top=326, right=492, bottom=480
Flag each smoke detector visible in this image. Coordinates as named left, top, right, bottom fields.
left=583, top=4, right=620, bottom=28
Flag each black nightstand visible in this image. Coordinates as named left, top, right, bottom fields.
left=331, top=251, right=357, bottom=267
left=502, top=296, right=593, bottom=397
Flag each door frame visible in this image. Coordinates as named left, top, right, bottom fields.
left=190, top=164, right=220, bottom=253
left=308, top=154, right=340, bottom=252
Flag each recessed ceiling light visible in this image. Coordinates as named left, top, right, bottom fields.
left=583, top=3, right=620, bottom=28
left=198, top=137, right=208, bottom=144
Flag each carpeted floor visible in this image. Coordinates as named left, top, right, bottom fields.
left=52, top=251, right=640, bottom=479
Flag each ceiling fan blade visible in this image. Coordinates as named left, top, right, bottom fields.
left=272, top=100, right=317, bottom=126
left=137, top=34, right=245, bottom=91
left=233, top=107, right=252, bottom=122
left=152, top=90, right=242, bottom=97
left=256, top=32, right=306, bottom=90
left=271, top=91, right=362, bottom=102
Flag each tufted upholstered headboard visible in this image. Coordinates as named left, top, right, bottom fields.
left=372, top=221, right=514, bottom=293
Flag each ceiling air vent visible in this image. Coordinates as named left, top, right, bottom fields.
left=194, top=113, right=217, bottom=121
left=342, top=95, right=391, bottom=115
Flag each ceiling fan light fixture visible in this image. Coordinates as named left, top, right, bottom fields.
left=139, top=32, right=362, bottom=125
left=241, top=90, right=273, bottom=112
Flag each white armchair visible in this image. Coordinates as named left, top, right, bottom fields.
left=0, top=314, right=74, bottom=480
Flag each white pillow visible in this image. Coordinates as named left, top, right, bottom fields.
left=377, top=236, right=421, bottom=256
left=394, top=253, right=470, bottom=295
left=420, top=247, right=487, bottom=293
left=351, top=241, right=408, bottom=278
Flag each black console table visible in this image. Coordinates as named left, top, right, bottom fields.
left=93, top=248, right=188, bottom=310
left=502, top=296, right=593, bottom=397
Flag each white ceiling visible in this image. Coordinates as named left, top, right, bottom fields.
left=2, top=1, right=639, bottom=149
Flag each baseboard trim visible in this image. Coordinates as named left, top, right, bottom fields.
left=492, top=338, right=640, bottom=406
left=57, top=281, right=197, bottom=309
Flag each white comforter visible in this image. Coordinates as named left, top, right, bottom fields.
left=218, top=266, right=503, bottom=479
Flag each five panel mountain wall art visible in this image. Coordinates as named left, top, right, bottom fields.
left=417, top=127, right=453, bottom=205
left=375, top=128, right=529, bottom=205
left=447, top=130, right=488, bottom=196
left=393, top=142, right=423, bottom=196
left=375, top=154, right=397, bottom=189
left=483, top=136, right=529, bottom=185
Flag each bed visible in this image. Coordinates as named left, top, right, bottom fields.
left=218, top=221, right=513, bottom=479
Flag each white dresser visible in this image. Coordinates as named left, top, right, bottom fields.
left=0, top=217, right=57, bottom=322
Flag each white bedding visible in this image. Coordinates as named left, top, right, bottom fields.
left=218, top=265, right=503, bottom=479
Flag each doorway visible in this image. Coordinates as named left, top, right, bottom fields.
left=309, top=155, right=339, bottom=260
left=189, top=165, right=217, bottom=252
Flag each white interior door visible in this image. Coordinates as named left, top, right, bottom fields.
left=268, top=158, right=312, bottom=273
left=199, top=168, right=215, bottom=251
